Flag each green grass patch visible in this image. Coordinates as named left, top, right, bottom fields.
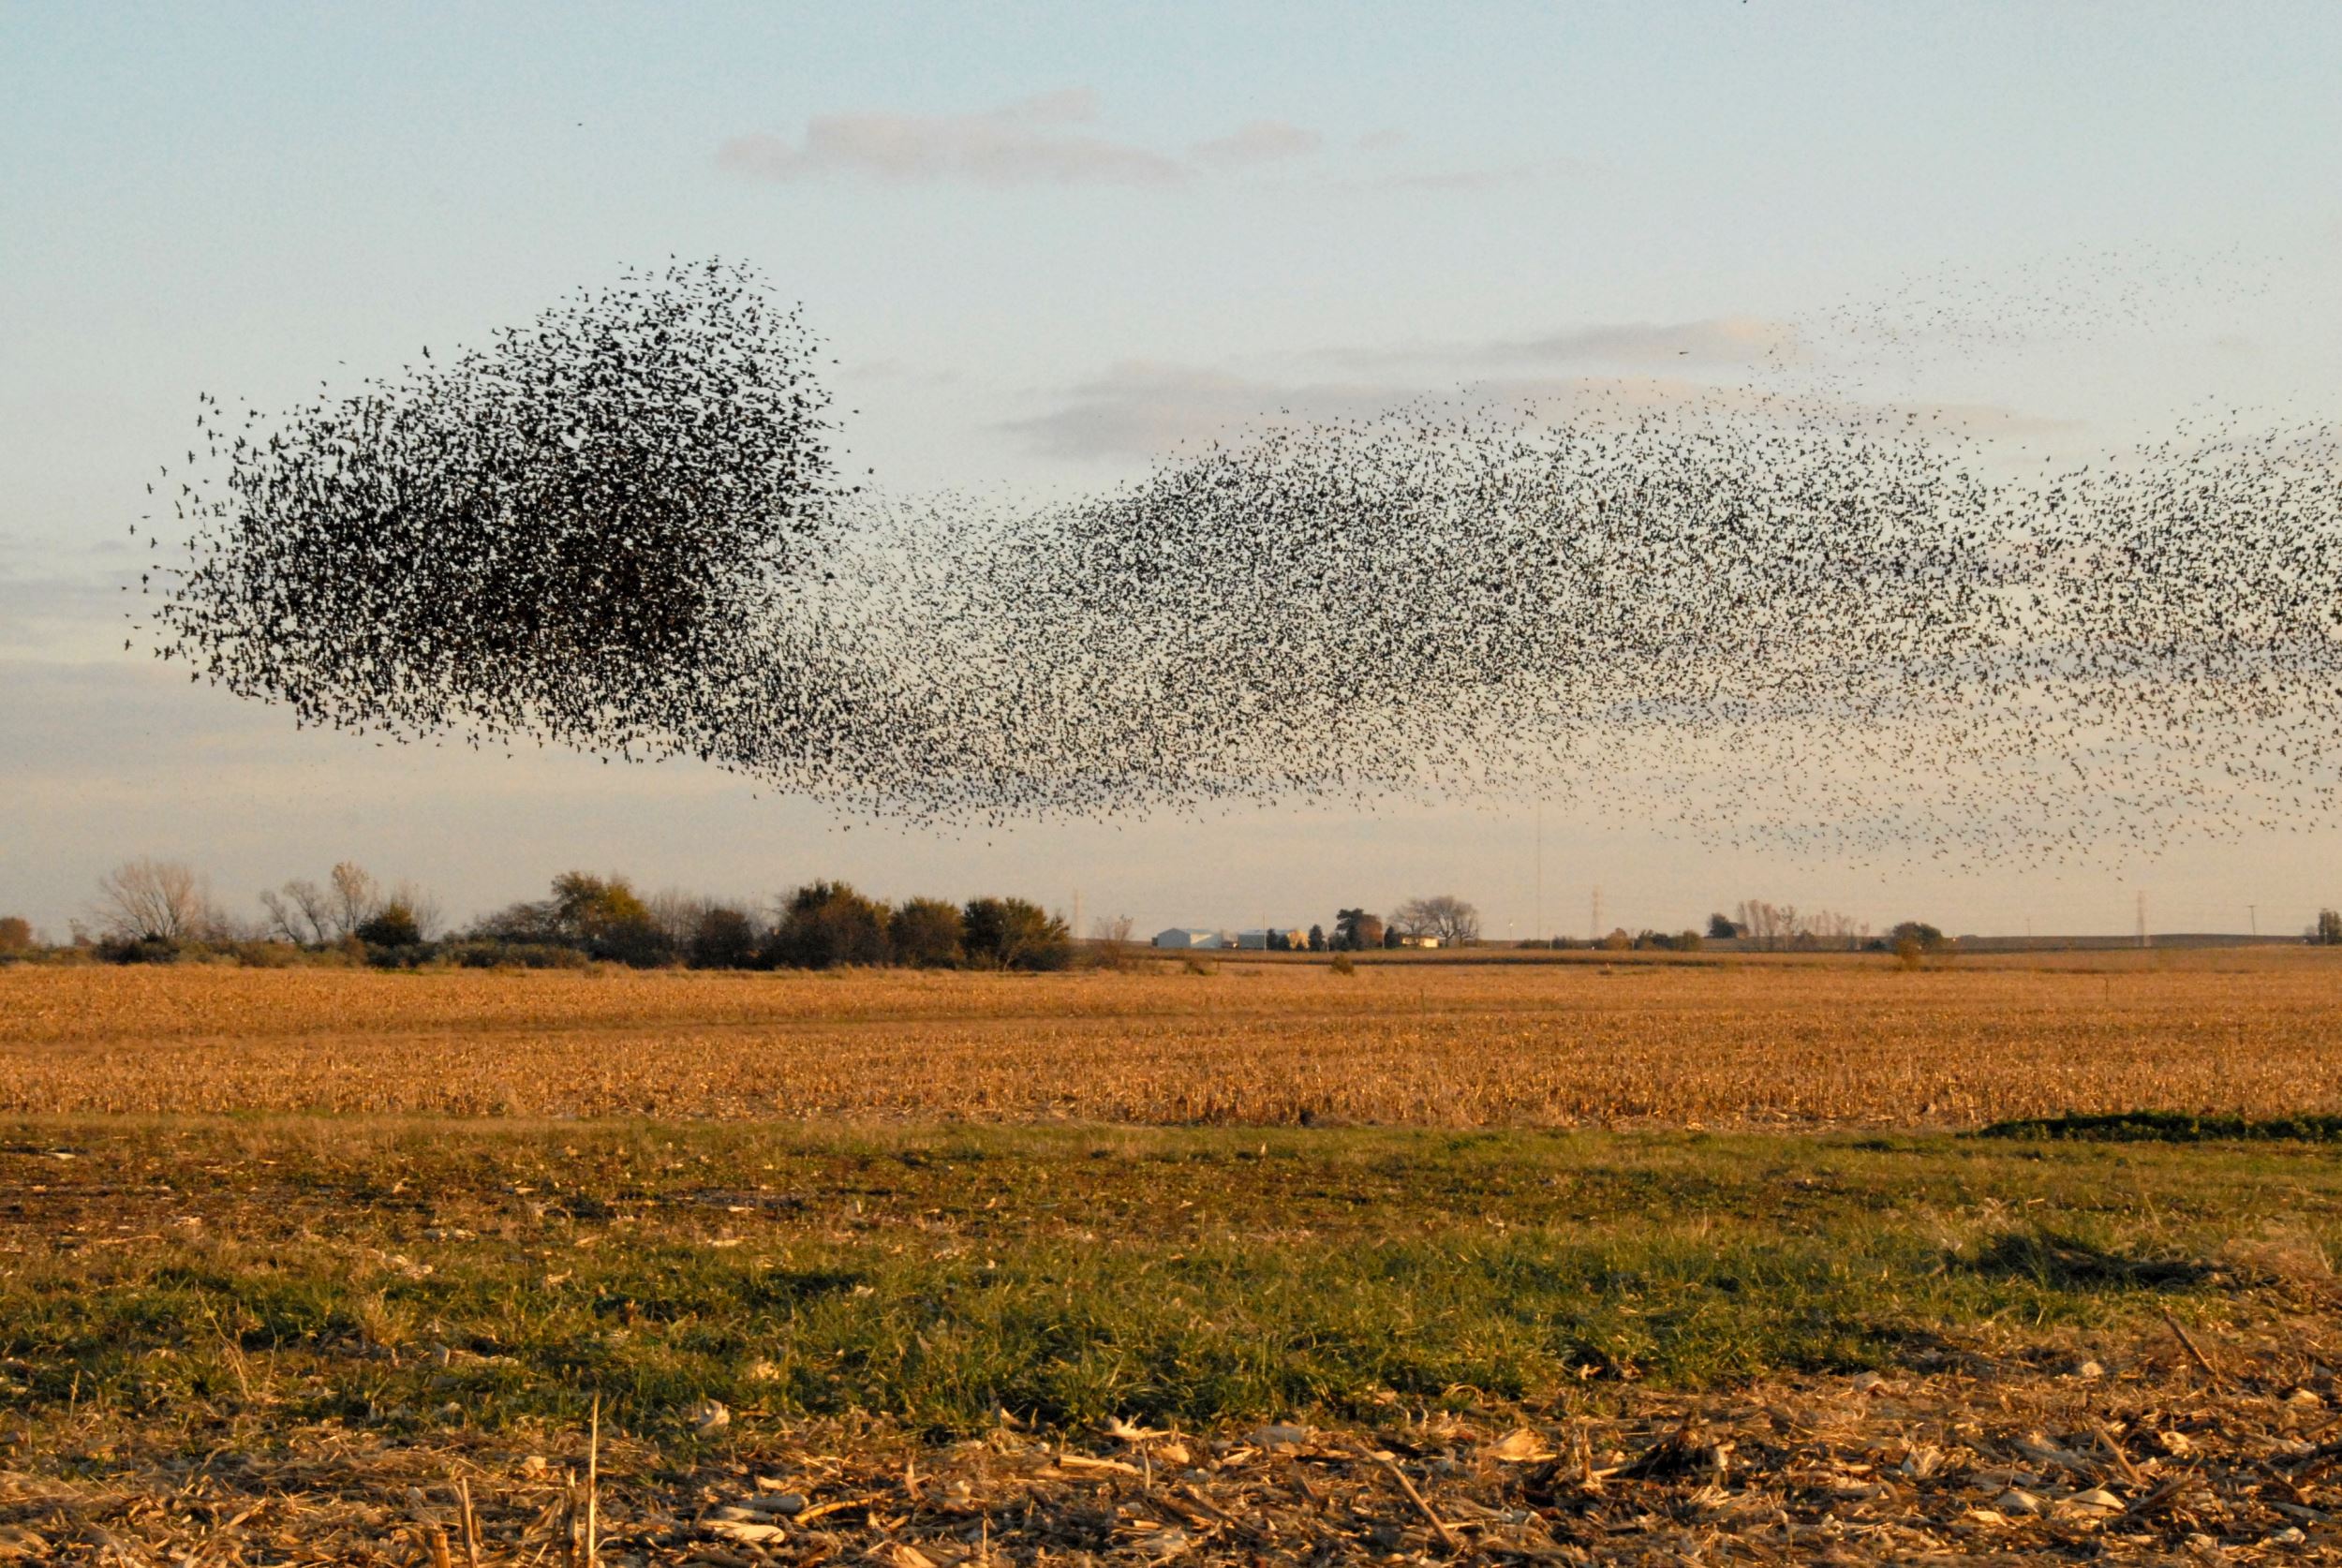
left=1978, top=1109, right=2342, bottom=1144
left=4, top=1118, right=2337, bottom=1447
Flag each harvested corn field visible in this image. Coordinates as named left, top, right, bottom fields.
left=7, top=1119, right=2342, bottom=1563
left=7, top=949, right=2342, bottom=1127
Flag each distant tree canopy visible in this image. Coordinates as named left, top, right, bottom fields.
left=456, top=876, right=1076, bottom=970
left=1890, top=921, right=1948, bottom=951
left=470, top=870, right=670, bottom=963
left=963, top=896, right=1071, bottom=971
left=1393, top=895, right=1480, bottom=945
left=1307, top=924, right=1327, bottom=953
left=0, top=917, right=32, bottom=954
left=1332, top=908, right=1385, bottom=951
left=2317, top=910, right=2342, bottom=946
left=892, top=898, right=967, bottom=968
left=1708, top=912, right=1742, bottom=939
left=766, top=880, right=891, bottom=969
left=688, top=905, right=762, bottom=969
left=70, top=856, right=1097, bottom=973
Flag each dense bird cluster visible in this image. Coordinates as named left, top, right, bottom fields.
left=142, top=261, right=847, bottom=767
left=137, top=261, right=2340, bottom=866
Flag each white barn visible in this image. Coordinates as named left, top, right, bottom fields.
left=1152, top=928, right=1223, bottom=950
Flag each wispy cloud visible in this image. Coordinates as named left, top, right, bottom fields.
left=1351, top=156, right=1584, bottom=193
left=1003, top=356, right=2075, bottom=462
left=718, top=88, right=1187, bottom=187
left=718, top=91, right=1567, bottom=193
left=999, top=362, right=1413, bottom=459
left=1188, top=119, right=1322, bottom=170
left=1311, top=318, right=1802, bottom=374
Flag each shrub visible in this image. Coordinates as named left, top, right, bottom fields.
left=963, top=896, right=1071, bottom=971
left=95, top=936, right=183, bottom=965
left=225, top=939, right=304, bottom=969
left=0, top=916, right=32, bottom=954
left=443, top=939, right=591, bottom=970
left=354, top=901, right=424, bottom=949
left=363, top=942, right=438, bottom=970
left=766, top=881, right=892, bottom=969
left=1328, top=952, right=1356, bottom=976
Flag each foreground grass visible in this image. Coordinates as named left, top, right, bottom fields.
left=5, top=1118, right=2336, bottom=1455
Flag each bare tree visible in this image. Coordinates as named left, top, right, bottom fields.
left=1736, top=898, right=1866, bottom=953
left=261, top=878, right=333, bottom=944
left=645, top=888, right=711, bottom=951
left=1393, top=895, right=1481, bottom=945
left=95, top=858, right=214, bottom=942
left=388, top=880, right=444, bottom=941
left=1089, top=913, right=1136, bottom=969
left=327, top=863, right=380, bottom=939
left=264, top=868, right=437, bottom=944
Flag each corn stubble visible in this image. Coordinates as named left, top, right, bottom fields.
left=7, top=949, right=2340, bottom=1127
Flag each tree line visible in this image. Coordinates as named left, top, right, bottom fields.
left=3, top=858, right=1073, bottom=971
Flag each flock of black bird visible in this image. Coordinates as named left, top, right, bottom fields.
left=135, top=259, right=2339, bottom=867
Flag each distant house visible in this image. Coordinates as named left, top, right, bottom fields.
left=1397, top=933, right=1442, bottom=949
left=1153, top=928, right=1223, bottom=950
left=1234, top=928, right=1311, bottom=950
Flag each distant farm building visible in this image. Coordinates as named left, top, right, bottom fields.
left=1152, top=928, right=1223, bottom=950
left=1397, top=934, right=1442, bottom=949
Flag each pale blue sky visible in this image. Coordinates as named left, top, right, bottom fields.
left=5, top=3, right=2340, bottom=938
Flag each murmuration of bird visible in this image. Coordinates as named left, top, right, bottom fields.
left=131, top=258, right=2341, bottom=869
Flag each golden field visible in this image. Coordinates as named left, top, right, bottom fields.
left=7, top=947, right=2341, bottom=1126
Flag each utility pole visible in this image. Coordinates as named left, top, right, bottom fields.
left=1592, top=886, right=1604, bottom=942
left=1073, top=888, right=1083, bottom=943
left=2136, top=891, right=2148, bottom=949
left=1534, top=801, right=1543, bottom=948
left=2249, top=904, right=2259, bottom=938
